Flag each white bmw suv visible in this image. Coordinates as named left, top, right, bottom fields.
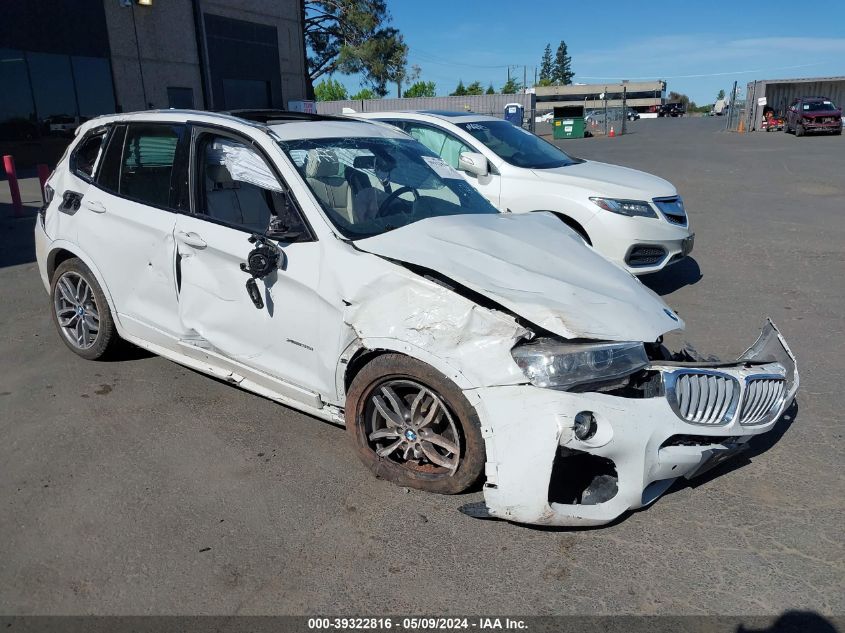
left=356, top=110, right=694, bottom=275
left=35, top=109, right=796, bottom=527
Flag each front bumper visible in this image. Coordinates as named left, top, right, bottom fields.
left=466, top=321, right=798, bottom=527
left=586, top=210, right=693, bottom=275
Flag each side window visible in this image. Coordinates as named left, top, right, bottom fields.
left=119, top=123, right=184, bottom=208
left=97, top=124, right=126, bottom=192
left=402, top=123, right=472, bottom=169
left=70, top=128, right=109, bottom=180
left=196, top=134, right=307, bottom=235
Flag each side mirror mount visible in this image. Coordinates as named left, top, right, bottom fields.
left=458, top=152, right=489, bottom=177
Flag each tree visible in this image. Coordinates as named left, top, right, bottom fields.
left=668, top=91, right=696, bottom=111
left=314, top=77, right=348, bottom=101
left=302, top=0, right=407, bottom=98
left=553, top=41, right=574, bottom=85
left=486, top=83, right=495, bottom=95
left=451, top=80, right=467, bottom=96
left=501, top=77, right=522, bottom=94
left=403, top=80, right=436, bottom=98
left=539, top=43, right=553, bottom=83
left=465, top=81, right=484, bottom=96
left=339, top=26, right=408, bottom=97
left=350, top=87, right=377, bottom=100
left=717, top=89, right=726, bottom=100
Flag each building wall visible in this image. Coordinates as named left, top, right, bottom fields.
left=103, top=0, right=204, bottom=112
left=200, top=0, right=308, bottom=109
left=534, top=81, right=666, bottom=112
left=102, top=0, right=307, bottom=113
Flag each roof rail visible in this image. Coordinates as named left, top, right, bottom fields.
left=220, top=109, right=343, bottom=124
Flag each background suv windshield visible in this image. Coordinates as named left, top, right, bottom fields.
left=803, top=101, right=838, bottom=112
left=280, top=137, right=498, bottom=239
left=456, top=120, right=579, bottom=169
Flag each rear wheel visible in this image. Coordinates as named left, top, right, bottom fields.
left=50, top=258, right=118, bottom=360
left=346, top=354, right=485, bottom=494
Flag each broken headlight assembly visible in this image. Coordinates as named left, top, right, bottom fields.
left=511, top=338, right=649, bottom=391
left=589, top=197, right=657, bottom=218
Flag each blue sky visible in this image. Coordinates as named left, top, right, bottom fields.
left=332, top=0, right=845, bottom=104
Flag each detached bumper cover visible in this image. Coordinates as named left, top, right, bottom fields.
left=467, top=320, right=798, bottom=527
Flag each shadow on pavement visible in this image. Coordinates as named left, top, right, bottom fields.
left=737, top=610, right=840, bottom=633
left=640, top=256, right=702, bottom=295
left=1, top=207, right=38, bottom=268
left=666, top=398, right=799, bottom=495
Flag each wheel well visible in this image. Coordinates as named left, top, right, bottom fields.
left=343, top=348, right=390, bottom=394
left=542, top=212, right=592, bottom=245
left=48, top=248, right=77, bottom=279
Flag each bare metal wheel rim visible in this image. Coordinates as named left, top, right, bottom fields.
left=364, top=378, right=461, bottom=474
left=53, top=271, right=100, bottom=350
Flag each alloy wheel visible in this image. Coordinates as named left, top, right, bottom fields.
left=53, top=272, right=100, bottom=350
left=364, top=379, right=461, bottom=474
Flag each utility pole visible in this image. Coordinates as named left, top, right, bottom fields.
left=523, top=65, right=527, bottom=93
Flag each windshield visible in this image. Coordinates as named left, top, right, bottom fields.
left=803, top=101, right=838, bottom=112
left=456, top=120, right=578, bottom=169
left=279, top=137, right=499, bottom=239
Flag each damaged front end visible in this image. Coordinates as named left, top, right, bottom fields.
left=464, top=320, right=799, bottom=527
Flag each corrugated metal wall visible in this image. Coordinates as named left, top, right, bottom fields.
left=745, top=77, right=845, bottom=131
left=315, top=93, right=535, bottom=117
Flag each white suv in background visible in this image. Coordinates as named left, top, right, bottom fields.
left=356, top=110, right=694, bottom=275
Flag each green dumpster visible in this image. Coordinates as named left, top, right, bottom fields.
left=552, top=105, right=585, bottom=139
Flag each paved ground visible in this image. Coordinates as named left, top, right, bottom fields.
left=1, top=118, right=843, bottom=616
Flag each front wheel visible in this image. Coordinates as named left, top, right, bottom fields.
left=796, top=123, right=805, bottom=137
left=50, top=258, right=119, bottom=360
left=345, top=354, right=485, bottom=494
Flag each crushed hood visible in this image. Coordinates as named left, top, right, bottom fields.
left=532, top=160, right=676, bottom=200
left=356, top=212, right=684, bottom=342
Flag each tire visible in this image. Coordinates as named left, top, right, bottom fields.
left=796, top=124, right=805, bottom=137
left=50, top=258, right=119, bottom=360
left=833, top=129, right=842, bottom=136
left=345, top=353, right=485, bottom=494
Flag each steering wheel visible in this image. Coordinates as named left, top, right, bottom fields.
left=376, top=186, right=418, bottom=218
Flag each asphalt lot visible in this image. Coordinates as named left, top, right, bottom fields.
left=1, top=117, right=843, bottom=616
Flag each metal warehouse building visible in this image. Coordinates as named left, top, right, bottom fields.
left=745, top=76, right=845, bottom=131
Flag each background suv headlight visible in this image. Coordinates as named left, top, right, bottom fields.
left=511, top=338, right=649, bottom=391
left=590, top=197, right=657, bottom=218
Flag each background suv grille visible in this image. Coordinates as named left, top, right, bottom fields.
left=653, top=197, right=688, bottom=226
left=666, top=371, right=739, bottom=425
left=739, top=377, right=786, bottom=425
left=626, top=245, right=667, bottom=267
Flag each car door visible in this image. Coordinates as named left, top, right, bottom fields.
left=74, top=121, right=186, bottom=343
left=173, top=125, right=332, bottom=401
left=389, top=120, right=502, bottom=209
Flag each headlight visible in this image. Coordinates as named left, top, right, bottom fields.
left=590, top=197, right=657, bottom=218
left=511, top=338, right=649, bottom=391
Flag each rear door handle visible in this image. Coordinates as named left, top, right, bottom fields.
left=176, top=230, right=207, bottom=249
left=84, top=199, right=106, bottom=213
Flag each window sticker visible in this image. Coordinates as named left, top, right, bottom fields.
left=421, top=155, right=462, bottom=179
left=803, top=104, right=810, bottom=110
left=464, top=123, right=488, bottom=131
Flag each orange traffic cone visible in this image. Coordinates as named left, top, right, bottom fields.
left=609, top=126, right=616, bottom=137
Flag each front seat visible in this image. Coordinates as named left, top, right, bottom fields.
left=345, top=155, right=387, bottom=222
left=305, top=150, right=351, bottom=223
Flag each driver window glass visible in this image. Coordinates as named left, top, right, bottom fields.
left=196, top=134, right=305, bottom=235
left=401, top=123, right=472, bottom=169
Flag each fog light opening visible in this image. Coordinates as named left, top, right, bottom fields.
left=573, top=411, right=598, bottom=441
